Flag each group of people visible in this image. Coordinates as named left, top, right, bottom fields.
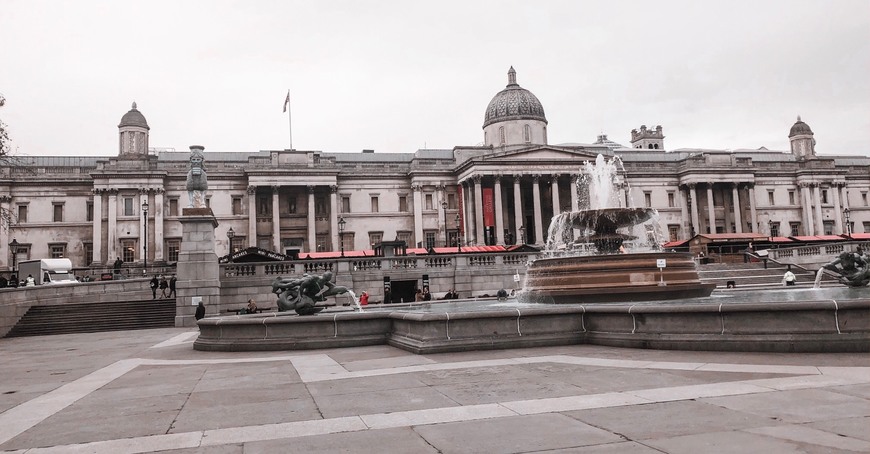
left=149, top=274, right=177, bottom=299
left=441, top=289, right=460, bottom=300
left=414, top=286, right=432, bottom=302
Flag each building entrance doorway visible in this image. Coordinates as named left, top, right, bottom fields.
left=389, top=279, right=417, bottom=304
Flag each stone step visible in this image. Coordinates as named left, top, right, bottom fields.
left=7, top=300, right=176, bottom=338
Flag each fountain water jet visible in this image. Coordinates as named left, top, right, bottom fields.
left=523, top=155, right=715, bottom=303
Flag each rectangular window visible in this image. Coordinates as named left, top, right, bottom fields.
left=121, top=239, right=136, bottom=263
left=788, top=191, right=795, bottom=205
left=258, top=196, right=270, bottom=216
left=768, top=190, right=775, bottom=205
left=86, top=201, right=94, bottom=222
left=371, top=196, right=379, bottom=213
left=667, top=192, right=675, bottom=208
left=448, top=230, right=459, bottom=247
left=448, top=193, right=457, bottom=209
left=124, top=197, right=134, bottom=216
left=53, top=203, right=64, bottom=222
left=169, top=198, right=179, bottom=217
left=205, top=197, right=211, bottom=209
left=770, top=222, right=780, bottom=237
left=425, top=231, right=436, bottom=249
left=316, top=234, right=328, bottom=252
left=341, top=196, right=350, bottom=213
left=49, top=244, right=66, bottom=258
left=396, top=231, right=412, bottom=246
left=17, top=205, right=27, bottom=223
left=288, top=195, right=297, bottom=214
left=863, top=192, right=868, bottom=207
left=790, top=223, right=800, bottom=237
left=399, top=196, right=408, bottom=212
left=823, top=221, right=834, bottom=235
left=425, top=194, right=433, bottom=210
left=342, top=232, right=354, bottom=252
left=84, top=242, right=93, bottom=265
left=668, top=225, right=679, bottom=242
left=232, top=197, right=242, bottom=215
left=167, top=239, right=181, bottom=263
left=229, top=236, right=245, bottom=253
left=821, top=189, right=829, bottom=204
left=315, top=196, right=327, bottom=215
left=368, top=232, right=382, bottom=248
left=644, top=192, right=652, bottom=208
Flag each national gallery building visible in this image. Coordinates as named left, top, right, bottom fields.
left=1, top=67, right=868, bottom=270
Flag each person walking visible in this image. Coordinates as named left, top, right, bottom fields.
left=159, top=275, right=169, bottom=298
left=168, top=275, right=177, bottom=298
left=149, top=275, right=159, bottom=299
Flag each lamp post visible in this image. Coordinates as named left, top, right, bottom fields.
left=9, top=238, right=19, bottom=275
left=768, top=220, right=774, bottom=237
left=141, top=201, right=148, bottom=272
left=844, top=208, right=851, bottom=238
left=455, top=214, right=461, bottom=253
left=227, top=227, right=235, bottom=260
left=519, top=225, right=526, bottom=245
left=441, top=201, right=448, bottom=248
left=338, top=216, right=346, bottom=257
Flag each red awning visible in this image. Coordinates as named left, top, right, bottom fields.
left=769, top=236, right=794, bottom=243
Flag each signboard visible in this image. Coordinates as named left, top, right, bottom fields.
left=656, top=258, right=667, bottom=268
left=482, top=188, right=495, bottom=227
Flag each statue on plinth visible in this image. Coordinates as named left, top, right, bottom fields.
left=186, top=145, right=208, bottom=208
left=271, top=271, right=349, bottom=315
left=822, top=247, right=870, bottom=287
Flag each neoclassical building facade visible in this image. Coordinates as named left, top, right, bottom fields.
left=1, top=68, right=868, bottom=270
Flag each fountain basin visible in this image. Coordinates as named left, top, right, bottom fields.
left=194, top=289, right=870, bottom=354
left=522, top=252, right=716, bottom=303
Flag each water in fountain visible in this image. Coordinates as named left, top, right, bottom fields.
left=544, top=154, right=664, bottom=255
left=344, top=290, right=363, bottom=312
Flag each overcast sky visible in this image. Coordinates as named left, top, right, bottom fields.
left=1, top=0, right=868, bottom=157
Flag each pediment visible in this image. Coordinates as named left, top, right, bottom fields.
left=485, top=146, right=600, bottom=162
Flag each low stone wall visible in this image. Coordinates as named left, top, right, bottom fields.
left=193, top=298, right=870, bottom=354
left=0, top=279, right=152, bottom=337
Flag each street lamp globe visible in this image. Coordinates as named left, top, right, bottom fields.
left=338, top=216, right=346, bottom=257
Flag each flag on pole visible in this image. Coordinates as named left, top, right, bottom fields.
left=283, top=91, right=290, bottom=113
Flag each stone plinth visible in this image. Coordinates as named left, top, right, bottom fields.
left=176, top=210, right=220, bottom=327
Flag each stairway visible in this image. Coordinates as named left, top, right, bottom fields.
left=6, top=299, right=176, bottom=338
left=698, top=262, right=818, bottom=289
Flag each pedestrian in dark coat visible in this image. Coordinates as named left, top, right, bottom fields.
left=159, top=276, right=169, bottom=298
left=149, top=275, right=159, bottom=299
left=195, top=302, right=206, bottom=321
left=169, top=275, right=177, bottom=298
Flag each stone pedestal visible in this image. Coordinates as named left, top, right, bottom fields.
left=176, top=208, right=220, bottom=327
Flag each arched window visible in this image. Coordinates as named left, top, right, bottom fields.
left=654, top=144, right=659, bottom=149
left=499, top=127, right=506, bottom=145
left=523, top=124, right=531, bottom=143
left=648, top=144, right=654, bottom=149
left=543, top=126, right=548, bottom=144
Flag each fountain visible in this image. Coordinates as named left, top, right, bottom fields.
left=522, top=155, right=715, bottom=303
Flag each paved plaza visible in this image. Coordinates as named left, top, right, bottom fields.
left=1, top=328, right=869, bottom=453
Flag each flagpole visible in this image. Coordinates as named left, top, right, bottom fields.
left=287, top=88, right=293, bottom=150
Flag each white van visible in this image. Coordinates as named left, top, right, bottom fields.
left=17, top=259, right=78, bottom=285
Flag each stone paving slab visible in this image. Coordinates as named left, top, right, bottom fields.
left=2, top=327, right=870, bottom=453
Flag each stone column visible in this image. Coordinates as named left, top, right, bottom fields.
left=800, top=183, right=813, bottom=236
left=494, top=177, right=504, bottom=244
left=570, top=175, right=579, bottom=212
left=551, top=175, right=561, bottom=215
left=513, top=175, right=523, bottom=244
left=272, top=186, right=281, bottom=252
left=154, top=189, right=165, bottom=261
left=140, top=189, right=149, bottom=265
left=749, top=184, right=758, bottom=233
left=706, top=185, right=715, bottom=234
left=473, top=175, right=485, bottom=245
left=247, top=186, right=257, bottom=247
left=412, top=184, right=423, bottom=246
left=463, top=181, right=474, bottom=245
left=689, top=184, right=700, bottom=237
left=176, top=208, right=220, bottom=327
left=679, top=187, right=690, bottom=238
left=832, top=183, right=843, bottom=234
left=841, top=184, right=850, bottom=211
left=731, top=183, right=742, bottom=233
left=330, top=185, right=339, bottom=252
left=107, top=189, right=118, bottom=260
left=307, top=185, right=316, bottom=252
left=813, top=184, right=824, bottom=235
left=532, top=175, right=544, bottom=245
left=91, top=189, right=103, bottom=265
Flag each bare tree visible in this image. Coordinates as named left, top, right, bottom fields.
left=0, top=92, right=19, bottom=230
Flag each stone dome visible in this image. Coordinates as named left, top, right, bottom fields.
left=483, top=67, right=547, bottom=128
left=118, top=102, right=150, bottom=130
left=789, top=115, right=812, bottom=137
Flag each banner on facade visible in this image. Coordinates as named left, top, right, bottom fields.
left=483, top=188, right=495, bottom=227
